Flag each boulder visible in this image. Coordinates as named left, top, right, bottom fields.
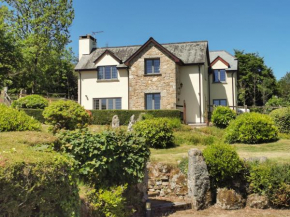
left=216, top=188, right=246, bottom=210
left=246, top=194, right=270, bottom=209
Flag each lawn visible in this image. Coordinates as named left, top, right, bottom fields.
left=150, top=126, right=290, bottom=165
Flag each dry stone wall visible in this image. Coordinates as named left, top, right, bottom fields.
left=129, top=43, right=177, bottom=110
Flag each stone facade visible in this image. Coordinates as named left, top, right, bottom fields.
left=129, top=43, right=177, bottom=110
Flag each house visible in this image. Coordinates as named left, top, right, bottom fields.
left=75, top=35, right=238, bottom=124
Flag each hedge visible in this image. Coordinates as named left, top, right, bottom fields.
left=22, top=109, right=45, bottom=123
left=90, top=110, right=181, bottom=125
left=0, top=132, right=80, bottom=216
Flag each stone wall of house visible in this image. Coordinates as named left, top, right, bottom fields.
left=129, top=43, right=177, bottom=110
left=147, top=162, right=187, bottom=199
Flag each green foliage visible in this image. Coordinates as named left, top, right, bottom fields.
left=174, top=131, right=216, bottom=146
left=235, top=50, right=277, bottom=106
left=269, top=107, right=290, bottom=133
left=57, top=130, right=150, bottom=187
left=0, top=154, right=80, bottom=216
left=224, top=112, right=278, bottom=144
left=178, top=157, right=188, bottom=176
left=90, top=109, right=181, bottom=125
left=203, top=143, right=244, bottom=187
left=43, top=100, right=90, bottom=132
left=87, top=185, right=133, bottom=217
left=134, top=118, right=174, bottom=149
left=211, top=106, right=236, bottom=128
left=21, top=109, right=45, bottom=123
left=0, top=104, right=41, bottom=131
left=266, top=96, right=290, bottom=107
left=11, top=95, right=48, bottom=109
left=278, top=72, right=290, bottom=101
left=247, top=162, right=290, bottom=207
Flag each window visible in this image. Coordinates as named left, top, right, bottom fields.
left=145, top=59, right=160, bottom=74
left=93, top=98, right=121, bottom=110
left=213, top=69, right=226, bottom=83
left=145, top=93, right=160, bottom=110
left=213, top=99, right=227, bottom=106
left=98, top=66, right=118, bottom=80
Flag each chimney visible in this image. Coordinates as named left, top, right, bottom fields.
left=78, top=34, right=97, bottom=60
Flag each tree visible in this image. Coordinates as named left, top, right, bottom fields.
left=2, top=0, right=75, bottom=94
left=0, top=6, right=21, bottom=88
left=235, top=50, right=277, bottom=106
left=278, top=72, right=290, bottom=101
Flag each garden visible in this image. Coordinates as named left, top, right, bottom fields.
left=0, top=95, right=290, bottom=216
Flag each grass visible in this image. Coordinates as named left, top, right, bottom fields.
left=0, top=131, right=58, bottom=165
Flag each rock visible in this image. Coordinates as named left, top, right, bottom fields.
left=216, top=188, right=246, bottom=210
left=111, top=115, right=120, bottom=128
left=188, top=149, right=212, bottom=210
left=162, top=182, right=169, bottom=186
left=247, top=194, right=270, bottom=209
left=161, top=176, right=169, bottom=181
left=127, top=114, right=135, bottom=132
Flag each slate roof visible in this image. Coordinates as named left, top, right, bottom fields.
left=209, top=51, right=238, bottom=71
left=75, top=40, right=208, bottom=70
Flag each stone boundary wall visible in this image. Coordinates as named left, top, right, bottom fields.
left=147, top=162, right=187, bottom=199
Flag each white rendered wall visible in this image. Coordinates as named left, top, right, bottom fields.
left=79, top=54, right=128, bottom=110
left=79, top=38, right=96, bottom=60
left=178, top=65, right=205, bottom=124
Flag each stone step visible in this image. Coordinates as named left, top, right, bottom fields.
left=149, top=199, right=191, bottom=217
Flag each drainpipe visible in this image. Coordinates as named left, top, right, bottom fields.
left=199, top=64, right=202, bottom=123
left=78, top=70, right=82, bottom=105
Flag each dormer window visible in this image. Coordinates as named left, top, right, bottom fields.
left=213, top=69, right=226, bottom=83
left=98, top=66, right=118, bottom=80
left=145, top=59, right=160, bottom=74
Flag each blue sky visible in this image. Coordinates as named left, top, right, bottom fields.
left=70, top=0, right=290, bottom=79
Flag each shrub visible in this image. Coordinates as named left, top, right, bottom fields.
left=90, top=109, right=181, bottom=125
left=21, top=109, right=45, bottom=123
left=57, top=130, right=150, bottom=187
left=224, top=112, right=278, bottom=144
left=178, top=157, right=188, bottom=176
left=0, top=104, right=41, bottom=132
left=269, top=107, right=290, bottom=133
left=134, top=118, right=174, bottom=149
left=11, top=95, right=48, bottom=109
left=174, top=131, right=216, bottom=146
left=87, top=185, right=133, bottom=217
left=211, top=106, right=236, bottom=128
left=0, top=155, right=80, bottom=216
left=203, top=143, right=244, bottom=187
left=43, top=100, right=90, bottom=132
left=247, top=162, right=290, bottom=208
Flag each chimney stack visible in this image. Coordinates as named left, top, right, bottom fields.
left=78, top=34, right=97, bottom=60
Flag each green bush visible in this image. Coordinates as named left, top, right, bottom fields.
left=224, top=112, right=278, bottom=144
left=178, top=157, right=188, bottom=176
left=0, top=104, right=41, bottom=132
left=87, top=185, right=133, bottom=217
left=211, top=106, right=236, bottom=128
left=57, top=130, right=150, bottom=187
left=11, top=95, right=48, bottom=109
left=0, top=155, right=80, bottom=216
left=21, top=109, right=45, bottom=123
left=90, top=110, right=181, bottom=125
left=269, top=107, right=290, bottom=133
left=43, top=100, right=90, bottom=132
left=247, top=162, right=290, bottom=208
left=134, top=118, right=174, bottom=149
left=203, top=143, right=244, bottom=187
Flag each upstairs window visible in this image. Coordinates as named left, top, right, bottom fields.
left=213, top=99, right=227, bottom=106
left=213, top=69, right=226, bottom=83
left=98, top=66, right=118, bottom=80
left=145, top=93, right=160, bottom=110
left=93, top=98, right=121, bottom=110
left=145, top=59, right=160, bottom=74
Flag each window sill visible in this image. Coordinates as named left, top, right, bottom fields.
left=144, top=74, right=162, bottom=77
left=97, top=79, right=119, bottom=82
